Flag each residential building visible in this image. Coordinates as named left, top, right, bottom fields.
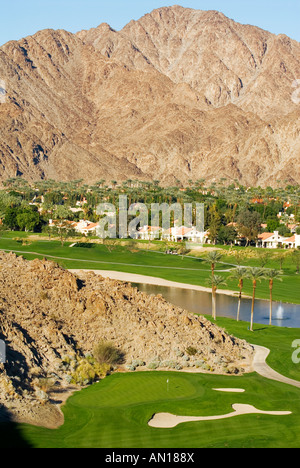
left=257, top=232, right=300, bottom=249
left=49, top=219, right=98, bottom=236
left=135, top=225, right=161, bottom=240
left=162, top=225, right=206, bottom=243
left=283, top=234, right=300, bottom=249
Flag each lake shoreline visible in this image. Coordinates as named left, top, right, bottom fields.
left=69, top=269, right=253, bottom=300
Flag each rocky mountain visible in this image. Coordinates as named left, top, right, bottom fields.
left=0, top=252, right=253, bottom=426
left=0, top=5, right=299, bottom=186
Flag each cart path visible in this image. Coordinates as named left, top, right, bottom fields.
left=252, top=345, right=300, bottom=388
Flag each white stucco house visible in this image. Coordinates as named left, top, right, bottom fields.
left=257, top=231, right=300, bottom=249
left=162, top=225, right=206, bottom=243
left=283, top=234, right=300, bottom=249
left=49, top=219, right=98, bottom=236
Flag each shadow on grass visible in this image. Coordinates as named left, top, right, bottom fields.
left=252, top=326, right=269, bottom=332
left=0, top=407, right=32, bottom=448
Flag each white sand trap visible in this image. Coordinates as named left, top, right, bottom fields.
left=213, top=388, right=245, bottom=393
left=148, top=404, right=292, bottom=428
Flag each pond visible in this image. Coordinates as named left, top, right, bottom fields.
left=134, top=283, right=300, bottom=329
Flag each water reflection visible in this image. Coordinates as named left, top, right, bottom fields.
left=134, top=283, right=300, bottom=329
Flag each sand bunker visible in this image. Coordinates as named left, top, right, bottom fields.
left=213, top=388, right=245, bottom=393
left=148, top=404, right=292, bottom=428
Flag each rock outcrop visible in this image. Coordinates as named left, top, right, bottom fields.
left=0, top=252, right=254, bottom=426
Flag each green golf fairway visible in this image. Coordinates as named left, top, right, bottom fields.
left=1, top=313, right=300, bottom=449
left=1, top=370, right=299, bottom=448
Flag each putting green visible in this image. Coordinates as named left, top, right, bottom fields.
left=69, top=372, right=198, bottom=408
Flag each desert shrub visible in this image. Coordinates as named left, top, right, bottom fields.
left=126, top=365, right=136, bottom=371
left=93, top=340, right=123, bottom=366
left=61, top=353, right=110, bottom=386
left=73, top=242, right=95, bottom=249
left=175, top=349, right=184, bottom=357
left=186, top=346, right=198, bottom=356
left=194, top=360, right=205, bottom=368
left=160, top=360, right=177, bottom=368
left=36, top=377, right=55, bottom=394
left=70, top=358, right=110, bottom=386
left=131, top=359, right=145, bottom=368
left=201, top=363, right=211, bottom=371
left=147, top=362, right=159, bottom=370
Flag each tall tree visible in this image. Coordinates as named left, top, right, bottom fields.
left=203, top=250, right=223, bottom=276
left=207, top=274, right=227, bottom=320
left=207, top=204, right=222, bottom=245
left=264, top=269, right=283, bottom=326
left=246, top=267, right=266, bottom=331
left=237, top=209, right=262, bottom=246
left=229, top=267, right=248, bottom=321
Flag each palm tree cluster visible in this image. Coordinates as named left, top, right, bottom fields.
left=204, top=251, right=283, bottom=330
left=0, top=177, right=299, bottom=248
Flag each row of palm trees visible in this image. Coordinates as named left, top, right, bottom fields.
left=205, top=251, right=283, bottom=331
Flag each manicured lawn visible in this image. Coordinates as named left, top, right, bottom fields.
left=0, top=236, right=299, bottom=304
left=0, top=317, right=299, bottom=448
left=1, top=370, right=299, bottom=448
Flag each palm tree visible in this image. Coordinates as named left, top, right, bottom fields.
left=207, top=274, right=227, bottom=320
left=264, top=269, right=283, bottom=326
left=246, top=267, right=266, bottom=331
left=203, top=250, right=223, bottom=276
left=229, top=267, right=248, bottom=321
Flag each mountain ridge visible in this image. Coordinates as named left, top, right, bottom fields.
left=0, top=5, right=299, bottom=186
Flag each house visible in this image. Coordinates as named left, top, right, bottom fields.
left=256, top=231, right=287, bottom=249
left=76, top=198, right=88, bottom=206
left=49, top=219, right=98, bottom=236
left=162, top=225, right=206, bottom=243
left=136, top=225, right=161, bottom=240
left=74, top=220, right=98, bottom=236
left=257, top=232, right=300, bottom=249
left=49, top=219, right=77, bottom=229
left=283, top=234, right=300, bottom=249
left=288, top=224, right=298, bottom=234
left=70, top=207, right=84, bottom=214
left=168, top=226, right=193, bottom=242
left=182, top=227, right=207, bottom=244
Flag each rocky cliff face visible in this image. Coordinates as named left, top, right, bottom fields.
left=0, top=5, right=299, bottom=186
left=0, top=252, right=253, bottom=426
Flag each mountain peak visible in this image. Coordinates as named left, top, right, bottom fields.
left=0, top=6, right=299, bottom=186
